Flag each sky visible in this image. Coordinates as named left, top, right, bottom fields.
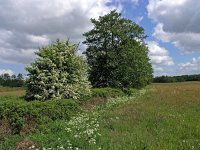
left=0, top=0, right=200, bottom=77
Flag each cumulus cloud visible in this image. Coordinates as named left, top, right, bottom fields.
left=147, top=0, right=200, bottom=53
left=0, top=69, right=14, bottom=75
left=0, top=0, right=117, bottom=64
left=179, top=57, right=200, bottom=74
left=148, top=41, right=174, bottom=66
left=147, top=41, right=174, bottom=76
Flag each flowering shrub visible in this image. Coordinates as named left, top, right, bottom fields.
left=25, top=40, right=91, bottom=101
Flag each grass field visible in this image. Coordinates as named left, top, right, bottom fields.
left=0, top=82, right=200, bottom=149
left=98, top=82, right=200, bottom=150
left=0, top=86, right=25, bottom=96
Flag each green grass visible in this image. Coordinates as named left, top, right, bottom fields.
left=97, top=82, right=200, bottom=150
left=1, top=82, right=200, bottom=149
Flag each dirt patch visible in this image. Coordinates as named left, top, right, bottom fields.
left=0, top=116, right=37, bottom=136
left=0, top=119, right=11, bottom=135
left=20, top=116, right=37, bottom=134
left=14, top=140, right=39, bottom=150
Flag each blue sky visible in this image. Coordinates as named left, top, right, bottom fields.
left=0, top=0, right=200, bottom=76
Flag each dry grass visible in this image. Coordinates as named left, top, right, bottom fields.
left=0, top=87, right=25, bottom=97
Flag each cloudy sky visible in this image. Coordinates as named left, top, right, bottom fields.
left=0, top=0, right=200, bottom=76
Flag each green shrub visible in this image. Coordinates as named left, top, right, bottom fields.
left=0, top=97, right=80, bottom=134
left=80, top=88, right=138, bottom=101
left=91, top=88, right=125, bottom=98
left=122, top=88, right=139, bottom=96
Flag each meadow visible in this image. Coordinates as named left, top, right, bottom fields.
left=0, top=82, right=200, bottom=150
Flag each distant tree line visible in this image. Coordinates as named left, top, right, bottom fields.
left=153, top=74, right=200, bottom=83
left=0, top=73, right=25, bottom=87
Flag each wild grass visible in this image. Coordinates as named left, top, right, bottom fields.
left=97, top=82, right=200, bottom=150
left=0, top=86, right=25, bottom=96
left=1, top=82, right=200, bottom=149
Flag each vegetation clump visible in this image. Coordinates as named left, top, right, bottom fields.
left=83, top=10, right=153, bottom=88
left=0, top=97, right=79, bottom=134
left=25, top=40, right=91, bottom=101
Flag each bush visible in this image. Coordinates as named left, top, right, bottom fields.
left=80, top=88, right=139, bottom=102
left=26, top=40, right=91, bottom=101
left=91, top=88, right=125, bottom=98
left=0, top=97, right=80, bottom=134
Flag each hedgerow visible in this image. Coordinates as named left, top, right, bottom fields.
left=0, top=97, right=80, bottom=134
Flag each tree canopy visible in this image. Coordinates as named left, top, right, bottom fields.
left=83, top=10, right=153, bottom=88
left=25, top=40, right=91, bottom=101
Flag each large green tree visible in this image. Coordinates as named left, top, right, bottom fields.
left=83, top=10, right=153, bottom=88
left=26, top=40, right=91, bottom=101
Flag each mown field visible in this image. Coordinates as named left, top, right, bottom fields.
left=0, top=82, right=200, bottom=150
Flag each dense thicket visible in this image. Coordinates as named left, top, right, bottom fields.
left=0, top=73, right=24, bottom=87
left=25, top=40, right=91, bottom=101
left=153, top=74, right=200, bottom=83
left=83, top=10, right=153, bottom=88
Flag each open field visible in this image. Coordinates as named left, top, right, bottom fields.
left=0, top=86, right=25, bottom=97
left=0, top=82, right=200, bottom=149
left=98, top=82, right=200, bottom=149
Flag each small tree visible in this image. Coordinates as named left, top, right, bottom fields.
left=83, top=10, right=153, bottom=88
left=25, top=40, right=91, bottom=101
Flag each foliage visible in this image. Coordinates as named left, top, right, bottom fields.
left=91, top=88, right=125, bottom=98
left=25, top=40, right=91, bottom=101
left=2, top=83, right=200, bottom=149
left=83, top=10, right=153, bottom=88
left=1, top=89, right=142, bottom=150
left=0, top=96, right=80, bottom=134
left=153, top=74, right=200, bottom=83
left=81, top=88, right=139, bottom=102
left=0, top=73, right=24, bottom=87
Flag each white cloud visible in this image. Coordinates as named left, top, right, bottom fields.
left=26, top=35, right=49, bottom=45
left=148, top=41, right=174, bottom=66
left=179, top=57, right=200, bottom=74
left=0, top=0, right=117, bottom=64
left=0, top=69, right=14, bottom=75
left=153, top=23, right=200, bottom=53
left=147, top=41, right=174, bottom=76
left=147, top=0, right=200, bottom=53
left=153, top=66, right=164, bottom=72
